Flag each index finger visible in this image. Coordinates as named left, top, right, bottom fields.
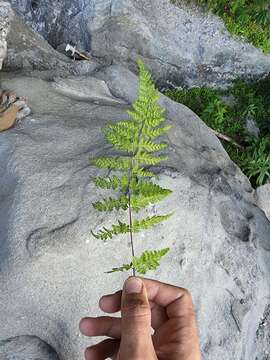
left=99, top=277, right=194, bottom=318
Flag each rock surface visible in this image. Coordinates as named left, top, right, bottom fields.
left=7, top=0, right=270, bottom=87
left=0, top=335, right=59, bottom=360
left=0, top=65, right=270, bottom=360
left=3, top=1, right=104, bottom=77
left=0, top=1, right=13, bottom=69
left=255, top=184, right=270, bottom=221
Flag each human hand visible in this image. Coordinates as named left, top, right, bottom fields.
left=79, top=277, right=201, bottom=360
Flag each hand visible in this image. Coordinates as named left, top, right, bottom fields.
left=79, top=277, right=201, bottom=360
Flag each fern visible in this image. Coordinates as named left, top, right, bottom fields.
left=91, top=58, right=173, bottom=275
left=106, top=248, right=170, bottom=275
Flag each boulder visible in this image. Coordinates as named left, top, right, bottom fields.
left=3, top=2, right=103, bottom=77
left=0, top=65, right=270, bottom=360
left=7, top=0, right=270, bottom=87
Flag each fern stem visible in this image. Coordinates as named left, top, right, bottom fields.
left=128, top=191, right=136, bottom=277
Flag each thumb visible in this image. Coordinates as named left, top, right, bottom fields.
left=119, top=277, right=156, bottom=359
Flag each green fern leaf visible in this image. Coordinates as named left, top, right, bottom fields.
left=91, top=58, right=173, bottom=275
left=132, top=248, right=170, bottom=274
left=144, top=125, right=172, bottom=139
left=91, top=175, right=121, bottom=190
left=92, top=195, right=128, bottom=212
left=91, top=220, right=130, bottom=241
left=106, top=262, right=133, bottom=273
left=135, top=152, right=168, bottom=166
left=130, top=180, right=172, bottom=211
left=91, top=156, right=131, bottom=171
left=133, top=168, right=156, bottom=178
left=140, top=140, right=167, bottom=152
left=133, top=213, right=173, bottom=232
left=106, top=248, right=170, bottom=274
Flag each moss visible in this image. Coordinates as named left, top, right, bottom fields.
left=163, top=75, right=270, bottom=186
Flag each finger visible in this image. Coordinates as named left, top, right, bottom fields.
left=119, top=277, right=156, bottom=358
left=99, top=290, right=122, bottom=313
left=150, top=302, right=168, bottom=329
left=79, top=316, right=121, bottom=339
left=85, top=338, right=119, bottom=360
left=100, top=278, right=191, bottom=317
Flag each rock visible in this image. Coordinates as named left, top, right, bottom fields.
left=255, top=184, right=270, bottom=221
left=0, top=335, right=59, bottom=360
left=7, top=0, right=270, bottom=87
left=0, top=64, right=270, bottom=360
left=246, top=118, right=260, bottom=138
left=8, top=0, right=92, bottom=50
left=0, top=1, right=13, bottom=69
left=3, top=7, right=103, bottom=76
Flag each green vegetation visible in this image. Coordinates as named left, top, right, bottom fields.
left=171, top=0, right=270, bottom=53
left=91, top=59, right=173, bottom=275
left=164, top=75, right=270, bottom=186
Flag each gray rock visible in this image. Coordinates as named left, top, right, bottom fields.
left=0, top=1, right=13, bottom=69
left=255, top=184, right=270, bottom=221
left=246, top=118, right=260, bottom=138
left=7, top=0, right=270, bottom=87
left=0, top=65, right=270, bottom=360
left=0, top=335, right=59, bottom=360
left=3, top=7, right=103, bottom=76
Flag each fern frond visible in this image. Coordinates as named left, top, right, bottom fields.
left=102, top=121, right=138, bottom=152
left=91, top=175, right=121, bottom=190
left=144, top=125, right=172, bottom=139
left=91, top=220, right=130, bottom=241
left=133, top=213, right=173, bottom=232
left=92, top=195, right=128, bottom=212
left=133, top=168, right=155, bottom=178
left=91, top=157, right=130, bottom=171
left=132, top=248, right=170, bottom=274
left=140, top=140, right=167, bottom=152
left=135, top=152, right=168, bottom=166
left=130, top=181, right=172, bottom=211
left=106, top=247, right=170, bottom=274
left=106, top=262, right=132, bottom=273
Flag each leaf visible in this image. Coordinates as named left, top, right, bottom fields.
left=91, top=175, right=121, bottom=190
left=91, top=220, right=130, bottom=241
left=135, top=152, right=168, bottom=166
left=133, top=212, right=174, bottom=232
left=106, top=262, right=132, bottom=273
left=92, top=195, right=128, bottom=212
left=132, top=248, right=170, bottom=274
left=140, top=140, right=168, bottom=152
left=106, top=248, right=170, bottom=274
left=130, top=180, right=172, bottom=211
left=91, top=156, right=131, bottom=171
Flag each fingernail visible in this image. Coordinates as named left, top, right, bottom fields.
left=124, top=277, right=143, bottom=294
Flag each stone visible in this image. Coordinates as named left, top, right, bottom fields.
left=0, top=1, right=13, bottom=69
left=246, top=118, right=260, bottom=138
left=3, top=6, right=104, bottom=76
left=255, top=184, right=270, bottom=221
left=0, top=64, right=270, bottom=360
left=0, top=335, right=59, bottom=360
left=7, top=0, right=270, bottom=87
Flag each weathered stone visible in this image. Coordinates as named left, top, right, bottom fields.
left=3, top=7, right=103, bottom=76
left=0, top=65, right=270, bottom=360
left=0, top=335, right=59, bottom=360
left=255, top=184, right=270, bottom=221
left=7, top=0, right=270, bottom=87
left=0, top=1, right=13, bottom=69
